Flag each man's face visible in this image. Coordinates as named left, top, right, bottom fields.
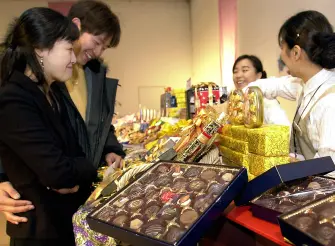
left=74, top=32, right=112, bottom=65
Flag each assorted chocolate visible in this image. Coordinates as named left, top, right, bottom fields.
left=243, top=86, right=264, bottom=128
left=283, top=195, right=335, bottom=245
left=253, top=177, right=335, bottom=214
left=92, top=162, right=238, bottom=244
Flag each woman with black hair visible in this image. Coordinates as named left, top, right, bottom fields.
left=232, top=54, right=290, bottom=125
left=249, top=10, right=335, bottom=163
left=0, top=7, right=96, bottom=246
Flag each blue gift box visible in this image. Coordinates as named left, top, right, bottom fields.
left=235, top=157, right=335, bottom=206
left=87, top=161, right=248, bottom=246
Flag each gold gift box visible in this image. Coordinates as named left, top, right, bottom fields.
left=247, top=125, right=290, bottom=157
left=221, top=136, right=248, bottom=154
left=220, top=146, right=249, bottom=169
left=249, top=153, right=290, bottom=176
left=248, top=173, right=256, bottom=181
left=221, top=124, right=233, bottom=137
left=231, top=125, right=249, bottom=141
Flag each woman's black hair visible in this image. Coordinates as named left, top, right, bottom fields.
left=278, top=10, right=335, bottom=69
left=0, top=7, right=79, bottom=86
left=233, top=55, right=267, bottom=78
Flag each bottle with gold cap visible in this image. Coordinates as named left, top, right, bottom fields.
left=176, top=112, right=226, bottom=162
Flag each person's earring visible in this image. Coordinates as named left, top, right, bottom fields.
left=40, top=57, right=44, bottom=69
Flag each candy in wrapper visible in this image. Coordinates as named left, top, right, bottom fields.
left=221, top=136, right=248, bottom=154
left=248, top=153, right=290, bottom=176
left=247, top=125, right=290, bottom=157
left=244, top=86, right=264, bottom=128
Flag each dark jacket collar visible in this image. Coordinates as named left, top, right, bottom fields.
left=8, top=70, right=68, bottom=146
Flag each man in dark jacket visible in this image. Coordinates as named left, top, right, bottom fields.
left=0, top=0, right=125, bottom=224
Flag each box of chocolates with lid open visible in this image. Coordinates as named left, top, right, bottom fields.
left=251, top=176, right=335, bottom=224
left=278, top=193, right=335, bottom=246
left=87, top=161, right=248, bottom=246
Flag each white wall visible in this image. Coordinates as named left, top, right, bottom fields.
left=103, top=0, right=192, bottom=115
left=237, top=0, right=335, bottom=122
left=190, top=0, right=221, bottom=86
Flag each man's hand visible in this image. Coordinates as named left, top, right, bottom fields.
left=0, top=182, right=34, bottom=224
left=53, top=185, right=79, bottom=194
left=105, top=153, right=123, bottom=169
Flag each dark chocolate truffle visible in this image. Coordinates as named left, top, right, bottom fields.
left=194, top=196, right=211, bottom=212
left=180, top=210, right=198, bottom=226
left=172, top=180, right=188, bottom=191
left=145, top=223, right=165, bottom=238
left=317, top=225, right=335, bottom=243
left=128, top=187, right=144, bottom=200
left=184, top=167, right=201, bottom=178
left=165, top=226, right=185, bottom=243
left=294, top=216, right=315, bottom=231
left=98, top=207, right=115, bottom=220
left=141, top=173, right=157, bottom=184
left=145, top=189, right=159, bottom=200
left=145, top=205, right=160, bottom=218
left=188, top=179, right=207, bottom=192
left=127, top=199, right=145, bottom=211
left=200, top=169, right=217, bottom=181
left=160, top=206, right=178, bottom=220
left=155, top=176, right=171, bottom=187
left=112, top=214, right=128, bottom=227
left=291, top=186, right=304, bottom=193
left=156, top=164, right=170, bottom=174
left=208, top=182, right=224, bottom=195
left=319, top=205, right=335, bottom=221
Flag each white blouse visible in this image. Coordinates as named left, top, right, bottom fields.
left=249, top=69, right=335, bottom=165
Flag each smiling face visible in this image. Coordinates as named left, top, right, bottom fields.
left=71, top=18, right=112, bottom=65
left=39, top=39, right=76, bottom=82
left=233, top=58, right=262, bottom=90
left=74, top=32, right=112, bottom=65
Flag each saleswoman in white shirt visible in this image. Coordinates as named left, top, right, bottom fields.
left=249, top=10, right=335, bottom=163
left=233, top=55, right=290, bottom=126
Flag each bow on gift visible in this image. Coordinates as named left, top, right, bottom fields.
left=174, top=106, right=219, bottom=153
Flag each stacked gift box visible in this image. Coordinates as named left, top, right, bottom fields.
left=168, top=88, right=187, bottom=118
left=220, top=125, right=290, bottom=181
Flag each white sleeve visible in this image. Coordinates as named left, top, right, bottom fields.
left=249, top=76, right=302, bottom=101
left=263, top=99, right=291, bottom=126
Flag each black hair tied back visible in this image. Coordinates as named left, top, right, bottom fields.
left=309, top=32, right=335, bottom=69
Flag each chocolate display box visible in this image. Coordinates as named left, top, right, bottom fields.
left=278, top=193, right=335, bottom=246
left=251, top=176, right=335, bottom=224
left=235, top=157, right=335, bottom=206
left=87, top=161, right=248, bottom=246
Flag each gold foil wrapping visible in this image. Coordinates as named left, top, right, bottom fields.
left=231, top=125, right=249, bottom=141
left=247, top=125, right=290, bottom=157
left=220, top=146, right=249, bottom=170
left=221, top=136, right=248, bottom=154
left=228, top=90, right=245, bottom=125
left=248, top=173, right=256, bottom=181
left=249, top=153, right=290, bottom=176
left=221, top=124, right=232, bottom=137
left=244, top=86, right=264, bottom=128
